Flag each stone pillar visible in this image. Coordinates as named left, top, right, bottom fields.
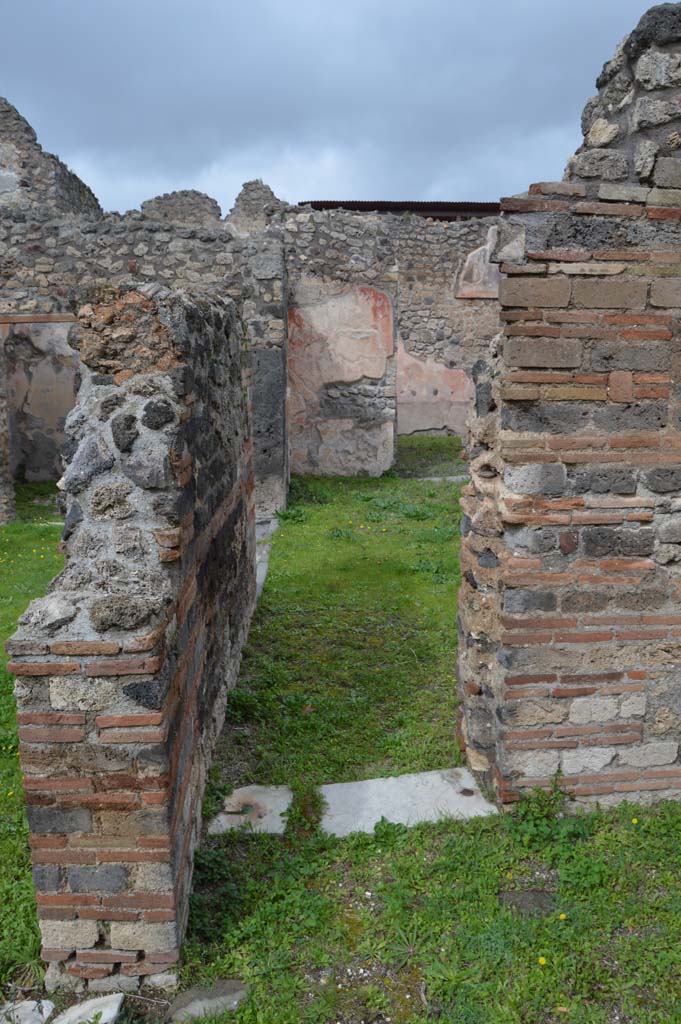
left=459, top=3, right=681, bottom=807
left=7, top=286, right=256, bottom=991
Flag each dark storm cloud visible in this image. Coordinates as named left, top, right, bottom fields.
left=3, top=0, right=653, bottom=212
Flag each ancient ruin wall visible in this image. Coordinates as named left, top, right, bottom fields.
left=7, top=286, right=256, bottom=990
left=0, top=97, right=101, bottom=218
left=284, top=208, right=399, bottom=476
left=3, top=321, right=80, bottom=480
left=0, top=339, right=14, bottom=522
left=459, top=2, right=681, bottom=807
left=0, top=108, right=290, bottom=510
left=393, top=216, right=499, bottom=438
left=224, top=206, right=289, bottom=516
left=0, top=98, right=500, bottom=489
left=284, top=207, right=499, bottom=475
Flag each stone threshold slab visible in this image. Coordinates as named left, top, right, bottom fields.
left=207, top=769, right=496, bottom=837
left=319, top=768, right=497, bottom=836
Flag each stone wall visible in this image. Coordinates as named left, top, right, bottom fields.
left=0, top=338, right=14, bottom=522
left=284, top=208, right=399, bottom=476
left=459, top=2, right=681, bottom=807
left=224, top=213, right=289, bottom=516
left=0, top=98, right=499, bottom=487
left=7, top=286, right=256, bottom=990
left=3, top=319, right=80, bottom=479
left=284, top=207, right=499, bottom=474
left=0, top=97, right=101, bottom=218
left=393, top=217, right=499, bottom=437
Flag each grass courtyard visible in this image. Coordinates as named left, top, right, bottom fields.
left=1, top=456, right=681, bottom=1021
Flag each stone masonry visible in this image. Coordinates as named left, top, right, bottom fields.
left=3, top=320, right=80, bottom=479
left=6, top=286, right=256, bottom=990
left=0, top=98, right=498, bottom=491
left=0, top=336, right=14, bottom=522
left=10, top=2, right=681, bottom=994
left=284, top=206, right=498, bottom=474
left=459, top=1, right=681, bottom=807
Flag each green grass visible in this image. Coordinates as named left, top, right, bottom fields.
left=189, top=475, right=681, bottom=1023
left=0, top=484, right=64, bottom=987
left=208, top=474, right=463, bottom=801
left=393, top=434, right=467, bottom=479
left=5, top=478, right=681, bottom=1021
left=187, top=788, right=681, bottom=1023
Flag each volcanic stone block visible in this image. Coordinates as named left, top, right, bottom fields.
left=650, top=278, right=681, bottom=307
left=572, top=278, right=647, bottom=309
left=504, top=463, right=567, bottom=496
left=503, top=337, right=581, bottom=368
left=653, top=157, right=681, bottom=187
left=499, top=276, right=570, bottom=309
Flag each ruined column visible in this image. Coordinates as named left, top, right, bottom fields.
left=459, top=2, right=681, bottom=806
left=7, top=285, right=256, bottom=991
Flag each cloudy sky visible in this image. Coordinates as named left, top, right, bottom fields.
left=5, top=0, right=652, bottom=215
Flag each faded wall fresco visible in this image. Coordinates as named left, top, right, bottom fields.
left=3, top=321, right=79, bottom=480
left=288, top=285, right=396, bottom=476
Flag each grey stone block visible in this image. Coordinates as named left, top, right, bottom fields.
left=169, top=981, right=248, bottom=1021
left=505, top=463, right=566, bottom=497
left=67, top=865, right=128, bottom=893
left=653, top=157, right=681, bottom=188
left=582, top=527, right=654, bottom=558
left=26, top=806, right=92, bottom=835
left=32, top=864, right=61, bottom=891
left=60, top=436, right=114, bottom=493
left=645, top=467, right=681, bottom=494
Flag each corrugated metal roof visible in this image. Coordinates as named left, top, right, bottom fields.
left=301, top=200, right=500, bottom=221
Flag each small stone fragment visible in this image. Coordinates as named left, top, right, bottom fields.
left=142, top=399, right=175, bottom=430
left=169, top=981, right=249, bottom=1021
left=111, top=413, right=139, bottom=453
left=0, top=1000, right=54, bottom=1024
left=635, top=139, right=659, bottom=179
left=587, top=118, right=620, bottom=146
left=19, top=595, right=77, bottom=634
left=59, top=436, right=114, bottom=494
left=89, top=595, right=153, bottom=631
left=52, top=995, right=124, bottom=1024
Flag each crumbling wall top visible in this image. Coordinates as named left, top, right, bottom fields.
left=0, top=97, right=102, bottom=218
left=140, top=189, right=222, bottom=224
left=568, top=2, right=681, bottom=187
left=227, top=180, right=287, bottom=236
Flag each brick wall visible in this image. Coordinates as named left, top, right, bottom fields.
left=459, top=2, right=681, bottom=807
left=6, top=286, right=256, bottom=990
